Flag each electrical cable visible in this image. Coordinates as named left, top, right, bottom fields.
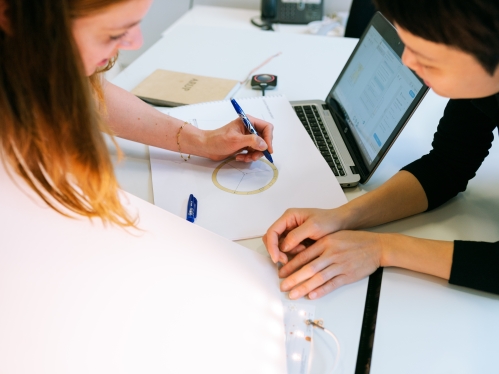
left=239, top=52, right=282, bottom=86
left=306, top=319, right=341, bottom=373
left=250, top=16, right=274, bottom=31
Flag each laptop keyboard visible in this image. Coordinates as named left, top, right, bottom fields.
left=294, top=105, right=346, bottom=177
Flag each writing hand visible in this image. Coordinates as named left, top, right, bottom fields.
left=203, top=115, right=274, bottom=162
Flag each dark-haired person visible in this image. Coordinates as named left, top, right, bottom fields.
left=0, top=0, right=273, bottom=227
left=264, top=0, right=499, bottom=299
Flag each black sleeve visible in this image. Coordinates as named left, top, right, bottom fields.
left=400, top=97, right=499, bottom=295
left=449, top=241, right=499, bottom=295
left=401, top=98, right=496, bottom=211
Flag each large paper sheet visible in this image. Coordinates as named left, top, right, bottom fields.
left=0, top=163, right=287, bottom=374
left=150, top=95, right=347, bottom=240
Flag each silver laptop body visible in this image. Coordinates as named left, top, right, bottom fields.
left=291, top=12, right=428, bottom=187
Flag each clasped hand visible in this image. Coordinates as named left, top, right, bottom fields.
left=203, top=115, right=274, bottom=162
left=263, top=208, right=383, bottom=300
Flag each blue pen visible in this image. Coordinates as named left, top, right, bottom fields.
left=186, top=194, right=197, bottom=223
left=230, top=98, right=274, bottom=164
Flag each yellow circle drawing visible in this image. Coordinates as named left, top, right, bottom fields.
left=212, top=157, right=278, bottom=195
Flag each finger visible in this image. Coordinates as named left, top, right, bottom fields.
left=226, top=121, right=266, bottom=154
left=286, top=243, right=308, bottom=256
left=277, top=231, right=289, bottom=248
left=245, top=149, right=265, bottom=162
left=262, top=234, right=289, bottom=265
left=307, top=274, right=349, bottom=300
left=234, top=148, right=249, bottom=162
left=279, top=242, right=325, bottom=280
left=232, top=133, right=267, bottom=154
left=250, top=134, right=269, bottom=152
left=278, top=252, right=288, bottom=264
left=263, top=226, right=287, bottom=265
left=287, top=264, right=343, bottom=300
left=286, top=238, right=315, bottom=255
left=247, top=115, right=274, bottom=153
left=280, top=243, right=333, bottom=290
left=280, top=220, right=319, bottom=253
left=247, top=116, right=273, bottom=141
left=235, top=151, right=263, bottom=162
left=264, top=211, right=303, bottom=264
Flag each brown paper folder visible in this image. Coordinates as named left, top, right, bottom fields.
left=131, top=69, right=240, bottom=107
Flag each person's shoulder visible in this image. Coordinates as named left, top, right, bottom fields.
left=469, top=93, right=499, bottom=122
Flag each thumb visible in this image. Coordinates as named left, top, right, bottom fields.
left=250, top=135, right=268, bottom=151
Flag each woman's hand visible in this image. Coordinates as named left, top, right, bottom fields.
left=263, top=207, right=350, bottom=264
left=102, top=82, right=273, bottom=162
left=278, top=230, right=383, bottom=300
left=263, top=207, right=384, bottom=300
left=202, top=115, right=274, bottom=162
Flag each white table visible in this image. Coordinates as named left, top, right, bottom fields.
left=112, top=5, right=499, bottom=374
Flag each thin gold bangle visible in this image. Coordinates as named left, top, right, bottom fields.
left=177, top=122, right=191, bottom=162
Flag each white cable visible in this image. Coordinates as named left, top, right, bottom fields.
left=323, top=326, right=341, bottom=372
left=306, top=319, right=341, bottom=373
left=239, top=52, right=282, bottom=85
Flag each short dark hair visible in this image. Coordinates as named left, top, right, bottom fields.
left=373, top=0, right=499, bottom=75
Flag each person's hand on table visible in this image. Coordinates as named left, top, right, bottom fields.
left=276, top=230, right=382, bottom=300
left=263, top=207, right=383, bottom=300
left=202, top=115, right=274, bottom=162
left=263, top=208, right=345, bottom=265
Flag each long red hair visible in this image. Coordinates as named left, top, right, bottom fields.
left=0, top=0, right=136, bottom=227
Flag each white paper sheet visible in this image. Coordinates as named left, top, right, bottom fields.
left=0, top=163, right=287, bottom=374
left=150, top=95, right=347, bottom=240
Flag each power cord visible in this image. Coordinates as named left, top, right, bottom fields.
left=306, top=319, right=341, bottom=372
left=250, top=16, right=274, bottom=31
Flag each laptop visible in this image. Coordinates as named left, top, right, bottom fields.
left=292, top=12, right=428, bottom=187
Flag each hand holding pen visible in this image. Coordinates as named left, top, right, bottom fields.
left=198, top=113, right=274, bottom=162
left=231, top=99, right=274, bottom=163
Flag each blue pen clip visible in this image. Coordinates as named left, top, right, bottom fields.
left=186, top=194, right=197, bottom=223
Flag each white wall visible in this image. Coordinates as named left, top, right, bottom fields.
left=119, top=0, right=190, bottom=66
left=118, top=0, right=352, bottom=67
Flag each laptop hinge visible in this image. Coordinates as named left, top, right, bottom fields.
left=350, top=166, right=358, bottom=175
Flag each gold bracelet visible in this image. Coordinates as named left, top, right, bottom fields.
left=177, top=122, right=191, bottom=162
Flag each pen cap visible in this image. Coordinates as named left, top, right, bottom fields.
left=186, top=194, right=197, bottom=223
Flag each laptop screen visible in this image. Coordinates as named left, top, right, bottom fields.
left=329, top=25, right=424, bottom=167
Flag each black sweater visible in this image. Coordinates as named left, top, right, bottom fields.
left=401, top=95, right=499, bottom=295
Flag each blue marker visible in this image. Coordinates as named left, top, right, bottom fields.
left=186, top=194, right=197, bottom=223
left=230, top=98, right=274, bottom=164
